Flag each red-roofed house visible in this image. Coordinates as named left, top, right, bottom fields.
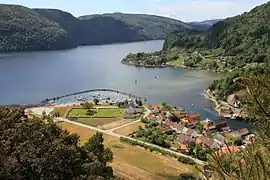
left=178, top=144, right=189, bottom=154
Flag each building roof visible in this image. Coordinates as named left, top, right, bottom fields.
left=176, top=134, right=194, bottom=144
left=214, top=134, right=227, bottom=143
left=186, top=128, right=195, bottom=136
left=213, top=120, right=228, bottom=126
left=146, top=114, right=157, bottom=121
left=179, top=144, right=189, bottom=152
left=124, top=103, right=136, bottom=109
left=237, top=128, right=250, bottom=136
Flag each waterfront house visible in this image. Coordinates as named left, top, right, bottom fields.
left=206, top=120, right=229, bottom=131
left=234, top=128, right=250, bottom=138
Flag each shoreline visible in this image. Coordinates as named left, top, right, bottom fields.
left=121, top=61, right=222, bottom=74
left=203, top=89, right=247, bottom=121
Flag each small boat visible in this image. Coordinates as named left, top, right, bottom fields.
left=135, top=80, right=137, bottom=84
left=192, top=104, right=195, bottom=107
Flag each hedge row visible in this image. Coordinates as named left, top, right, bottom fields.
left=120, top=137, right=195, bottom=165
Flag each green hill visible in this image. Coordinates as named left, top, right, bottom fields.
left=164, top=1, right=269, bottom=67
left=0, top=5, right=193, bottom=52
left=79, top=13, right=193, bottom=40
left=0, top=5, right=75, bottom=52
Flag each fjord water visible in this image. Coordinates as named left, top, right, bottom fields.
left=0, top=40, right=250, bottom=128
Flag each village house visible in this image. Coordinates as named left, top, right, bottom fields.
left=151, top=105, right=161, bottom=114
left=196, top=135, right=220, bottom=149
left=206, top=120, right=229, bottom=132
left=146, top=113, right=157, bottom=122
left=234, top=128, right=250, bottom=138
left=213, top=134, right=228, bottom=146
left=157, top=125, right=174, bottom=134
left=176, top=134, right=195, bottom=144
left=185, top=128, right=200, bottom=138
left=178, top=144, right=189, bottom=154
left=124, top=103, right=136, bottom=113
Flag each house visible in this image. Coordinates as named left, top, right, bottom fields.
left=146, top=114, right=157, bottom=122
left=185, top=129, right=200, bottom=138
left=204, top=138, right=220, bottom=149
left=178, top=144, right=189, bottom=154
left=125, top=105, right=136, bottom=114
left=187, top=120, right=199, bottom=129
left=157, top=125, right=173, bottom=134
left=235, top=128, right=250, bottom=137
left=151, top=105, right=162, bottom=114
left=196, top=135, right=207, bottom=145
left=176, top=134, right=195, bottom=144
left=214, top=134, right=228, bottom=146
left=206, top=120, right=229, bottom=131
left=213, top=120, right=229, bottom=130
left=196, top=135, right=220, bottom=149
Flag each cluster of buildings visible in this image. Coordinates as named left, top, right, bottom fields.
left=145, top=104, right=255, bottom=155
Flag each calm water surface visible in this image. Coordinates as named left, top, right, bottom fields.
left=0, top=40, right=250, bottom=129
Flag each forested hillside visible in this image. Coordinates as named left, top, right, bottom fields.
left=80, top=13, right=193, bottom=40
left=0, top=5, right=75, bottom=52
left=0, top=4, right=193, bottom=52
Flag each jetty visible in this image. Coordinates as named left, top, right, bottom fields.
left=41, top=88, right=146, bottom=104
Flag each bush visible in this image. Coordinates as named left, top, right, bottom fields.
left=178, top=173, right=197, bottom=180
left=178, top=156, right=195, bottom=165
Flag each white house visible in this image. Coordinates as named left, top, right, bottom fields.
left=125, top=105, right=136, bottom=114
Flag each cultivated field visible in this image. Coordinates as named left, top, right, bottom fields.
left=68, top=108, right=124, bottom=118
left=77, top=117, right=121, bottom=127
left=58, top=122, right=199, bottom=180
left=114, top=121, right=145, bottom=135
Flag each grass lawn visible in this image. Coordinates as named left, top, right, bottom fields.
left=77, top=118, right=120, bottom=127
left=68, top=108, right=124, bottom=118
left=58, top=122, right=200, bottom=180
left=51, top=107, right=71, bottom=117
left=114, top=122, right=145, bottom=136
left=168, top=56, right=186, bottom=66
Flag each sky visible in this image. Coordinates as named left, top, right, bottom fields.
left=1, top=0, right=268, bottom=21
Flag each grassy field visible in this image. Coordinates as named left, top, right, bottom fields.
left=51, top=107, right=71, bottom=117
left=68, top=108, right=124, bottom=118
left=167, top=56, right=185, bottom=66
left=58, top=122, right=200, bottom=180
left=77, top=118, right=120, bottom=127
left=114, top=122, right=145, bottom=136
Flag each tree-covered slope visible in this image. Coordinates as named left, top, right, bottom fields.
left=164, top=2, right=270, bottom=65
left=0, top=5, right=194, bottom=52
left=0, top=5, right=75, bottom=52
left=79, top=13, right=193, bottom=40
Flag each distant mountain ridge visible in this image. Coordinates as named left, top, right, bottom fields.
left=187, top=19, right=223, bottom=30
left=0, top=5, right=194, bottom=52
